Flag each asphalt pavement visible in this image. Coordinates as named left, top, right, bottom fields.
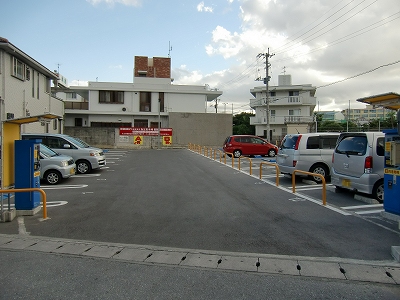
left=1, top=148, right=400, bottom=298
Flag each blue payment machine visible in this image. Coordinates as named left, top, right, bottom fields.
left=383, top=110, right=400, bottom=216
left=14, top=139, right=42, bottom=210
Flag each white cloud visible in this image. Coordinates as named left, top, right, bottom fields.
left=87, top=0, right=141, bottom=7
left=198, top=0, right=400, bottom=113
left=69, top=80, right=89, bottom=87
left=197, top=2, right=213, bottom=13
left=109, top=64, right=123, bottom=69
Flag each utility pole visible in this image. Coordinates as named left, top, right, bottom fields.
left=256, top=48, right=274, bottom=141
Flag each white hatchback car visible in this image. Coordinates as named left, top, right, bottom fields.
left=331, top=132, right=385, bottom=202
left=39, top=144, right=76, bottom=185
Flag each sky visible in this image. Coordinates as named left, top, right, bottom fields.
left=2, top=0, right=400, bottom=114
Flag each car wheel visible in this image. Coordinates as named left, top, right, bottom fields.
left=309, top=164, right=328, bottom=183
left=267, top=149, right=276, bottom=157
left=77, top=160, right=92, bottom=174
left=372, top=179, right=384, bottom=203
left=233, top=150, right=242, bottom=158
left=44, top=170, right=62, bottom=185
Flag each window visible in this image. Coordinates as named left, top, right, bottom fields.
left=12, top=57, right=25, bottom=80
left=99, top=91, right=124, bottom=103
left=320, top=136, right=338, bottom=149
left=45, top=77, right=50, bottom=93
left=306, top=136, right=320, bottom=149
left=336, top=136, right=367, bottom=156
left=281, top=135, right=299, bottom=149
left=91, top=122, right=131, bottom=128
left=159, top=92, right=164, bottom=112
left=66, top=92, right=77, bottom=99
left=140, top=92, right=151, bottom=111
left=150, top=122, right=160, bottom=128
left=270, top=109, right=276, bottom=116
left=75, top=118, right=83, bottom=127
left=32, top=71, right=35, bottom=97
left=289, top=91, right=299, bottom=96
left=376, top=137, right=384, bottom=156
left=37, top=72, right=40, bottom=99
left=269, top=91, right=276, bottom=97
left=134, top=119, right=148, bottom=127
left=289, top=109, right=301, bottom=116
left=53, top=119, right=58, bottom=130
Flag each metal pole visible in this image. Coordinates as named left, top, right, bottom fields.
left=347, top=100, right=350, bottom=132
left=158, top=98, right=161, bottom=149
left=265, top=49, right=270, bottom=141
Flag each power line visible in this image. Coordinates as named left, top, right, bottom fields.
left=274, top=0, right=377, bottom=55
left=316, top=60, right=400, bottom=89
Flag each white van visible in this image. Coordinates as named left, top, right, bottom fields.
left=277, top=133, right=340, bottom=183
left=22, top=133, right=106, bottom=174
left=331, top=132, right=385, bottom=202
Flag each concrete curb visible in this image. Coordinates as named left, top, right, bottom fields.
left=1, top=233, right=399, bottom=285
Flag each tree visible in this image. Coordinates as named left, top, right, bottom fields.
left=233, top=112, right=255, bottom=135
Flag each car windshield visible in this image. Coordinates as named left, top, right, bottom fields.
left=40, top=144, right=58, bottom=157
left=281, top=135, right=299, bottom=149
left=64, top=136, right=90, bottom=148
left=336, top=136, right=367, bottom=156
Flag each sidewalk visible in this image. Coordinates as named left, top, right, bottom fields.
left=1, top=233, right=399, bottom=285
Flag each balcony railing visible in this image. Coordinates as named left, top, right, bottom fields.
left=250, top=115, right=314, bottom=125
left=250, top=96, right=316, bottom=108
left=64, top=101, right=89, bottom=110
left=284, top=116, right=314, bottom=123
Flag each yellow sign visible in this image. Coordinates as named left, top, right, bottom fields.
left=385, top=142, right=392, bottom=152
left=163, top=136, right=172, bottom=146
left=384, top=168, right=400, bottom=176
left=133, top=136, right=143, bottom=145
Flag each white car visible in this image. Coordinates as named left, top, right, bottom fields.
left=39, top=144, right=76, bottom=185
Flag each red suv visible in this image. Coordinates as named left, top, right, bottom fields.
left=223, top=135, right=278, bottom=158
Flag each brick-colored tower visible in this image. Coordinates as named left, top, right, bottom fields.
left=134, top=56, right=171, bottom=78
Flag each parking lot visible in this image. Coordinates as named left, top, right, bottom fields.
left=0, top=148, right=399, bottom=261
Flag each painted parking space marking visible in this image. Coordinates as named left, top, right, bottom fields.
left=341, top=204, right=384, bottom=215
left=6, top=201, right=68, bottom=209
left=73, top=174, right=101, bottom=178
left=41, top=184, right=88, bottom=189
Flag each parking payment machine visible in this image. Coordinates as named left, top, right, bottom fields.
left=383, top=110, right=400, bottom=216
left=14, top=139, right=41, bottom=210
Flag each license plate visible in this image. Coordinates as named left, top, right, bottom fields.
left=342, top=179, right=351, bottom=187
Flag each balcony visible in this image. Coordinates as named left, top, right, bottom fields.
left=250, top=96, right=316, bottom=108
left=284, top=116, right=314, bottom=124
left=250, top=115, right=314, bottom=125
left=65, top=101, right=89, bottom=110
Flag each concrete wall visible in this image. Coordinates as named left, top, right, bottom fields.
left=169, top=112, right=232, bottom=147
left=64, top=112, right=232, bottom=149
left=64, top=127, right=116, bottom=149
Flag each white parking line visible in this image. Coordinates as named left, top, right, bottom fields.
left=355, top=209, right=384, bottom=215
left=342, top=204, right=383, bottom=210
left=73, top=174, right=101, bottom=177
left=41, top=184, right=88, bottom=189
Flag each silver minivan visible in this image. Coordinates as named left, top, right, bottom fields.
left=331, top=132, right=385, bottom=202
left=39, top=144, right=76, bottom=184
left=22, top=133, right=106, bottom=174
left=277, top=133, right=340, bottom=183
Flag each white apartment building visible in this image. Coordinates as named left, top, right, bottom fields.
left=0, top=37, right=64, bottom=133
left=250, top=74, right=316, bottom=141
left=342, top=105, right=392, bottom=122
left=54, top=56, right=222, bottom=129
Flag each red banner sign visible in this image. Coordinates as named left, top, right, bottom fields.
left=119, top=127, right=173, bottom=136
